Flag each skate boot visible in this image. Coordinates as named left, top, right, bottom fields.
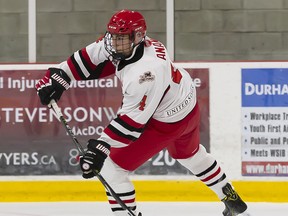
left=221, top=183, right=248, bottom=216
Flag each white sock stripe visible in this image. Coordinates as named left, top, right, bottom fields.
left=107, top=194, right=136, bottom=201
left=109, top=202, right=136, bottom=207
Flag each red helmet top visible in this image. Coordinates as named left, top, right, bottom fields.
left=107, top=10, right=147, bottom=35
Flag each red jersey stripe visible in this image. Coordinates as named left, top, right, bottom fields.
left=99, top=61, right=116, bottom=78
left=67, top=57, right=81, bottom=80
left=81, top=48, right=97, bottom=71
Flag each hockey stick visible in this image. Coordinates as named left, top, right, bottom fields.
left=49, top=99, right=140, bottom=216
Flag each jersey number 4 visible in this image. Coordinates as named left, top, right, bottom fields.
left=139, top=95, right=147, bottom=111
left=171, top=63, right=182, bottom=84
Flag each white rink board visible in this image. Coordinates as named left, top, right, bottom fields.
left=2, top=61, right=288, bottom=181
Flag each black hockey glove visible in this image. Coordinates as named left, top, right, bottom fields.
left=80, top=139, right=111, bottom=179
left=35, top=68, right=71, bottom=105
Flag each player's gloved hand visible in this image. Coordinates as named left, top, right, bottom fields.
left=80, top=139, right=111, bottom=179
left=35, top=68, right=71, bottom=105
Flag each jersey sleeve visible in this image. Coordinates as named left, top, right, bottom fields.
left=99, top=68, right=170, bottom=148
left=57, top=38, right=116, bottom=81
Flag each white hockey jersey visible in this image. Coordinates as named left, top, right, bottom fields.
left=57, top=36, right=197, bottom=148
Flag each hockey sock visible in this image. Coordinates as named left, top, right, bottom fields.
left=101, top=158, right=138, bottom=216
left=107, top=188, right=137, bottom=216
left=177, top=144, right=228, bottom=200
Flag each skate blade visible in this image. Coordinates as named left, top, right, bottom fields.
left=239, top=210, right=251, bottom=216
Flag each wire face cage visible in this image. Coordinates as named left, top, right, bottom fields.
left=104, top=32, right=132, bottom=61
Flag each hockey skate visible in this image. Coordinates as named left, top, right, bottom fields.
left=221, top=183, right=249, bottom=216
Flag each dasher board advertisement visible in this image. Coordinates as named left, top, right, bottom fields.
left=0, top=66, right=209, bottom=176
left=241, top=68, right=288, bottom=176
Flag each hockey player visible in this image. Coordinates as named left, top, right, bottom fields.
left=35, top=9, right=249, bottom=216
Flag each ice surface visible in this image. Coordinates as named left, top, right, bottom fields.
left=0, top=201, right=287, bottom=216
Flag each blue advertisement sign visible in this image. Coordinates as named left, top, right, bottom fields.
left=241, top=68, right=288, bottom=176
left=242, top=68, right=288, bottom=107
